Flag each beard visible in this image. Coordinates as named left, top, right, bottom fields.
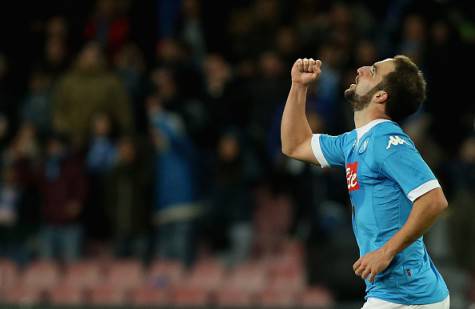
left=344, top=83, right=383, bottom=111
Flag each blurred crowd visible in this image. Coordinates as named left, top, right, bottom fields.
left=0, top=0, right=474, bottom=305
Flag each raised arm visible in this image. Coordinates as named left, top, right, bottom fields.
left=281, top=58, right=322, bottom=164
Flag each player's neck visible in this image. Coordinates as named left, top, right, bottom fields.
left=354, top=110, right=389, bottom=129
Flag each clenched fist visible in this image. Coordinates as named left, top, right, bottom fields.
left=291, top=58, right=322, bottom=86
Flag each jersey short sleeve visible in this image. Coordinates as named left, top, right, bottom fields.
left=375, top=133, right=440, bottom=202
left=311, top=133, right=346, bottom=168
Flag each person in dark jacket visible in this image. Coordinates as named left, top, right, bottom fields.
left=37, top=133, right=87, bottom=262
left=103, top=136, right=152, bottom=259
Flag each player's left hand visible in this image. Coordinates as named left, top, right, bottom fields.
left=353, top=247, right=394, bottom=283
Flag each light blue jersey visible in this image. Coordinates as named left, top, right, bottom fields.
left=311, top=119, right=449, bottom=305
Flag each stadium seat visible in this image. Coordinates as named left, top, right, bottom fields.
left=253, top=194, right=293, bottom=256
left=130, top=286, right=168, bottom=306
left=63, top=260, right=103, bottom=289
left=89, top=284, right=126, bottom=305
left=267, top=255, right=305, bottom=292
left=48, top=285, right=83, bottom=305
left=256, top=288, right=296, bottom=307
left=22, top=260, right=60, bottom=290
left=104, top=259, right=144, bottom=291
left=225, top=261, right=267, bottom=292
left=267, top=274, right=305, bottom=292
left=215, top=288, right=254, bottom=307
left=299, top=286, right=335, bottom=308
left=170, top=287, right=209, bottom=306
left=3, top=285, right=42, bottom=305
left=147, top=259, right=184, bottom=288
left=268, top=269, right=305, bottom=292
left=0, top=259, right=18, bottom=297
left=186, top=258, right=225, bottom=292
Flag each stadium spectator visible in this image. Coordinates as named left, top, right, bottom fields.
left=0, top=164, right=23, bottom=260
left=52, top=42, right=132, bottom=148
left=448, top=135, right=475, bottom=273
left=37, top=133, right=87, bottom=262
left=83, top=112, right=117, bottom=243
left=103, top=135, right=152, bottom=259
left=204, top=130, right=255, bottom=266
left=147, top=94, right=199, bottom=266
left=83, top=0, right=130, bottom=58
left=21, top=71, right=53, bottom=137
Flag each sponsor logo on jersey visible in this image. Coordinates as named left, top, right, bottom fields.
left=346, top=162, right=360, bottom=191
left=386, top=135, right=407, bottom=149
left=358, top=138, right=369, bottom=154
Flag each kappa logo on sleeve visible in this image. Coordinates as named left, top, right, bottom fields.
left=386, top=136, right=408, bottom=149
left=346, top=162, right=360, bottom=192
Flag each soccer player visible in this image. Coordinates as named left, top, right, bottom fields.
left=281, top=56, right=449, bottom=308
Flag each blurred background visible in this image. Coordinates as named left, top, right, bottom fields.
left=0, top=0, right=474, bottom=308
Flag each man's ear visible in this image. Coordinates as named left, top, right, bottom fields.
left=374, top=90, right=388, bottom=104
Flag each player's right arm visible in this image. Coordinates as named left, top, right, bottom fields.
left=281, top=58, right=322, bottom=164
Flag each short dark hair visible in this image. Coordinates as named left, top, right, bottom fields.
left=382, top=55, right=427, bottom=122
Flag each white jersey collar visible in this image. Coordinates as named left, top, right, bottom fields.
left=355, top=119, right=391, bottom=143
